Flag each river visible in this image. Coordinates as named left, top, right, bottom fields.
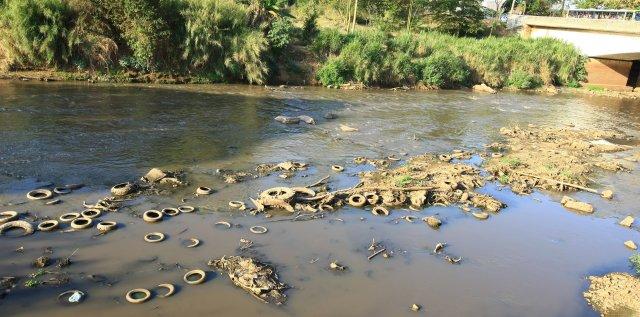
left=1, top=81, right=639, bottom=316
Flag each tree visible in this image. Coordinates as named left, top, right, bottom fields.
left=424, top=0, right=485, bottom=36
left=575, top=0, right=640, bottom=9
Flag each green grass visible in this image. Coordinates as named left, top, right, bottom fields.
left=498, top=174, right=510, bottom=184
left=631, top=253, right=640, bottom=276
left=587, top=85, right=605, bottom=92
left=395, top=175, right=413, bottom=187
left=500, top=156, right=522, bottom=168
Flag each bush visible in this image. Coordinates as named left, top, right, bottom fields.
left=316, top=57, right=349, bottom=86
left=630, top=253, right=640, bottom=276
left=507, top=69, right=542, bottom=89
left=310, top=28, right=344, bottom=57
left=267, top=17, right=294, bottom=50
left=0, top=0, right=76, bottom=68
left=421, top=51, right=470, bottom=88
left=182, top=0, right=268, bottom=84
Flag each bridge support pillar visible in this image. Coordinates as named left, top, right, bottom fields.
left=585, top=58, right=636, bottom=91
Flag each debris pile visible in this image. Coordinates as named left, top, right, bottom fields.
left=209, top=256, right=288, bottom=305
left=485, top=125, right=633, bottom=194
left=583, top=273, right=640, bottom=316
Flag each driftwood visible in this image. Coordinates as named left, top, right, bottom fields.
left=513, top=171, right=599, bottom=194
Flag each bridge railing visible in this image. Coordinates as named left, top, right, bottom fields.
left=567, top=9, right=639, bottom=21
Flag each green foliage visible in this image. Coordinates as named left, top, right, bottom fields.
left=395, top=175, right=413, bottom=187
left=576, top=0, right=640, bottom=9
left=316, top=57, right=348, bottom=86
left=630, top=253, right=640, bottom=276
left=310, top=28, right=345, bottom=57
left=421, top=51, right=470, bottom=88
left=423, top=0, right=485, bottom=36
left=0, top=0, right=76, bottom=68
left=500, top=156, right=522, bottom=168
left=267, top=17, right=294, bottom=49
left=508, top=69, right=542, bottom=89
left=182, top=0, right=268, bottom=84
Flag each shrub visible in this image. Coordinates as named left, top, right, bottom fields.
left=316, top=57, right=348, bottom=86
left=421, top=51, right=470, bottom=88
left=631, top=253, right=640, bottom=276
left=267, top=17, right=295, bottom=50
left=182, top=0, right=268, bottom=84
left=310, top=28, right=344, bottom=57
left=0, top=0, right=76, bottom=68
left=507, top=69, right=543, bottom=89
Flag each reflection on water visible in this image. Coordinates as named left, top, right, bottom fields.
left=0, top=81, right=639, bottom=317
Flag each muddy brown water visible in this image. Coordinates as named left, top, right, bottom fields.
left=1, top=81, right=640, bottom=317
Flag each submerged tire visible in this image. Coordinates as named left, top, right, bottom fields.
left=38, top=220, right=59, bottom=232
left=156, top=284, right=175, bottom=298
left=178, top=205, right=195, bottom=213
left=26, top=189, right=53, bottom=200
left=126, top=288, right=151, bottom=304
left=0, top=220, right=34, bottom=236
left=196, top=186, right=213, bottom=195
left=260, top=187, right=295, bottom=201
left=371, top=206, right=390, bottom=216
left=183, top=270, right=206, bottom=285
left=81, top=209, right=102, bottom=219
left=0, top=211, right=19, bottom=224
left=53, top=187, right=71, bottom=195
left=144, top=232, right=165, bottom=243
left=161, top=208, right=180, bottom=217
left=111, top=182, right=135, bottom=196
left=96, top=221, right=117, bottom=233
left=331, top=165, right=344, bottom=172
left=59, top=213, right=80, bottom=223
left=143, top=210, right=163, bottom=223
left=70, top=218, right=93, bottom=229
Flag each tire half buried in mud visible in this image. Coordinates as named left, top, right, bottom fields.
left=178, top=206, right=195, bottom=213
left=96, top=221, right=117, bottom=233
left=161, top=208, right=180, bottom=217
left=111, top=182, right=135, bottom=196
left=183, top=270, right=206, bottom=285
left=156, top=284, right=175, bottom=298
left=143, top=210, right=163, bottom=223
left=26, top=189, right=53, bottom=200
left=71, top=218, right=93, bottom=229
left=144, top=232, right=165, bottom=243
left=348, top=194, right=366, bottom=207
left=126, top=289, right=151, bottom=304
left=371, top=206, right=390, bottom=216
left=0, top=211, right=18, bottom=224
left=59, top=213, right=80, bottom=223
left=38, top=220, right=59, bottom=232
left=81, top=209, right=101, bottom=219
left=0, top=220, right=34, bottom=236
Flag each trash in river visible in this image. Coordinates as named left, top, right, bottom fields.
left=26, top=189, right=53, bottom=200
left=0, top=277, right=18, bottom=299
left=162, top=207, right=180, bottom=216
left=196, top=186, right=213, bottom=195
left=625, top=240, right=637, bottom=250
left=183, top=269, right=206, bottom=285
left=472, top=211, right=489, bottom=220
left=433, top=243, right=446, bottom=254
left=329, top=261, right=346, bottom=271
left=144, top=232, right=165, bottom=243
left=59, top=213, right=80, bottom=223
left=33, top=256, right=50, bottom=268
left=209, top=255, right=288, bottom=305
left=0, top=211, right=18, bottom=224
left=601, top=189, right=614, bottom=199
left=411, top=303, right=421, bottom=312
left=125, top=288, right=151, bottom=304
left=57, top=290, right=85, bottom=305
left=560, top=196, right=594, bottom=213
left=485, top=125, right=633, bottom=195
left=143, top=210, right=163, bottom=223
left=423, top=216, right=442, bottom=229
left=215, top=221, right=232, bottom=229
left=156, top=283, right=175, bottom=298
left=111, top=182, right=136, bottom=196
left=70, top=217, right=93, bottom=229
left=0, top=220, right=34, bottom=236
left=96, top=221, right=117, bottom=233
left=185, top=238, right=200, bottom=248
left=250, top=226, right=268, bottom=234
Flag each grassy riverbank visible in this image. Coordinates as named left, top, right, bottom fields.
left=0, top=0, right=587, bottom=89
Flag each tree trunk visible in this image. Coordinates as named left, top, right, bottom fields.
left=346, top=0, right=352, bottom=32
left=407, top=0, right=413, bottom=31
left=351, top=0, right=358, bottom=33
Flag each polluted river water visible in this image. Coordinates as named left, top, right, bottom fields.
left=1, top=80, right=640, bottom=316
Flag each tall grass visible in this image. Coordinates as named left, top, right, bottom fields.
left=314, top=29, right=587, bottom=88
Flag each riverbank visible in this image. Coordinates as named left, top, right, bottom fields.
left=3, top=69, right=639, bottom=100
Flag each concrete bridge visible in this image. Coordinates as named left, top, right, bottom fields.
left=518, top=15, right=640, bottom=90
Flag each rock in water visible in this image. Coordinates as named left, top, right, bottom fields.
left=619, top=216, right=634, bottom=227
left=601, top=189, right=614, bottom=199
left=423, top=216, right=442, bottom=229
left=624, top=240, right=637, bottom=250
left=297, top=115, right=315, bottom=124
left=560, top=196, right=594, bottom=213
left=472, top=84, right=496, bottom=94
left=274, top=116, right=300, bottom=124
